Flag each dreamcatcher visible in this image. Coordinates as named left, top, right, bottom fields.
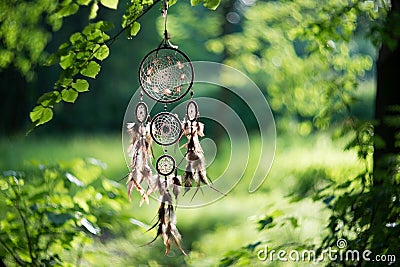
left=125, top=0, right=221, bottom=256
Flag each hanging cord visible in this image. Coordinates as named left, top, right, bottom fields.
left=162, top=0, right=168, bottom=43
left=159, top=0, right=178, bottom=49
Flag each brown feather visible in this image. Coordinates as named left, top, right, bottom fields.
left=126, top=121, right=155, bottom=205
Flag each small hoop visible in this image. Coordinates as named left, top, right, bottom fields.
left=156, top=154, right=175, bottom=176
left=186, top=100, right=198, bottom=122
left=135, top=102, right=148, bottom=123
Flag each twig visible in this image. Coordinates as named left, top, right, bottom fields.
left=105, top=0, right=162, bottom=47
left=14, top=203, right=34, bottom=263
left=0, top=239, right=26, bottom=266
left=9, top=184, right=35, bottom=264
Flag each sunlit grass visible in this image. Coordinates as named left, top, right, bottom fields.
left=0, top=131, right=363, bottom=266
left=0, top=134, right=127, bottom=180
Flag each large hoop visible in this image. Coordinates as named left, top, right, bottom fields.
left=138, top=47, right=194, bottom=103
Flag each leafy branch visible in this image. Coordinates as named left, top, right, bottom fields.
left=0, top=239, right=26, bottom=266
left=14, top=200, right=35, bottom=263
left=28, top=0, right=161, bottom=132
left=28, top=0, right=221, bottom=132
left=0, top=160, right=124, bottom=265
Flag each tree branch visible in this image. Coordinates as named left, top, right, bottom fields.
left=0, top=239, right=26, bottom=266
left=106, top=0, right=162, bottom=47
left=9, top=184, right=35, bottom=264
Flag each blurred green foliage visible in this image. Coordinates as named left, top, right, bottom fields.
left=0, top=158, right=126, bottom=266
left=0, top=0, right=227, bottom=135
left=0, top=0, right=378, bottom=135
left=0, top=0, right=122, bottom=81
left=204, top=0, right=400, bottom=266
left=208, top=0, right=376, bottom=132
left=0, top=0, right=60, bottom=81
left=1, top=0, right=399, bottom=266
left=0, top=132, right=361, bottom=266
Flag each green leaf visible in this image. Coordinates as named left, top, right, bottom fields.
left=57, top=3, right=79, bottom=17
left=203, top=0, right=220, bottom=10
left=37, top=91, right=61, bottom=106
left=257, top=216, right=274, bottom=231
left=246, top=241, right=262, bottom=252
left=59, top=54, right=74, bottom=70
left=190, top=0, right=202, bottom=6
left=96, top=21, right=114, bottom=31
left=30, top=106, right=53, bottom=125
left=59, top=77, right=73, bottom=88
left=168, top=0, right=177, bottom=6
left=77, top=0, right=91, bottom=5
left=89, top=2, right=99, bottom=19
left=94, top=45, right=109, bottom=61
left=61, top=89, right=79, bottom=103
left=70, top=32, right=84, bottom=45
left=57, top=42, right=71, bottom=56
left=270, top=209, right=284, bottom=218
left=86, top=29, right=103, bottom=41
left=100, top=0, right=119, bottom=9
left=286, top=217, right=299, bottom=228
left=129, top=22, right=141, bottom=37
left=44, top=53, right=59, bottom=66
left=80, top=61, right=101, bottom=78
left=72, top=79, right=89, bottom=92
left=0, top=179, right=8, bottom=190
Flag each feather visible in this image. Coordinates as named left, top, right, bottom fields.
left=168, top=222, right=187, bottom=256
left=145, top=174, right=161, bottom=197
left=162, top=204, right=186, bottom=256
left=127, top=171, right=147, bottom=202
left=147, top=201, right=165, bottom=232
left=183, top=166, right=194, bottom=195
left=162, top=190, right=173, bottom=205
left=143, top=203, right=165, bottom=246
left=192, top=154, right=210, bottom=186
left=196, top=121, right=205, bottom=137
left=182, top=120, right=226, bottom=198
left=145, top=197, right=186, bottom=256
left=172, top=175, right=181, bottom=200
left=125, top=121, right=155, bottom=205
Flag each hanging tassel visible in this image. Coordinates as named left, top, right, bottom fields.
left=182, top=120, right=225, bottom=198
left=172, top=170, right=182, bottom=201
left=145, top=187, right=186, bottom=256
left=127, top=171, right=146, bottom=201
left=126, top=122, right=154, bottom=205
left=163, top=203, right=186, bottom=256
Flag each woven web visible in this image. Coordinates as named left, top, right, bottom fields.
left=187, top=101, right=198, bottom=121
left=139, top=48, right=193, bottom=103
left=150, top=112, right=182, bottom=146
left=156, top=155, right=175, bottom=176
left=135, top=102, right=148, bottom=123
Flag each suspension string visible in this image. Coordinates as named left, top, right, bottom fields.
left=162, top=0, right=169, bottom=44
left=161, top=0, right=178, bottom=49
